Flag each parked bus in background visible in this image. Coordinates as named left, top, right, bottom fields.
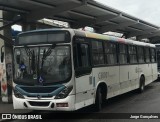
left=155, top=44, right=160, bottom=78
left=11, top=29, right=157, bottom=111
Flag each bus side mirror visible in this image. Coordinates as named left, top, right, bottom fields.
left=16, top=55, right=20, bottom=64
left=1, top=52, right=4, bottom=63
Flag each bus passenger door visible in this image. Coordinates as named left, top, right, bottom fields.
left=73, top=40, right=93, bottom=109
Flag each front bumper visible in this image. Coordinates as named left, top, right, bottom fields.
left=13, top=95, right=75, bottom=111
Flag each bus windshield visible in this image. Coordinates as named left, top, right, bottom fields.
left=13, top=45, right=71, bottom=86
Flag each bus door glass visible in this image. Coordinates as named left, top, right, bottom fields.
left=73, top=37, right=93, bottom=106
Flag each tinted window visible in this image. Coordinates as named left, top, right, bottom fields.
left=92, top=41, right=104, bottom=65
left=129, top=45, right=137, bottom=63
left=76, top=43, right=91, bottom=68
left=73, top=38, right=92, bottom=77
left=145, top=48, right=150, bottom=63
left=119, top=44, right=128, bottom=64
left=104, top=42, right=117, bottom=65
left=138, top=47, right=145, bottom=63
left=151, top=48, right=156, bottom=63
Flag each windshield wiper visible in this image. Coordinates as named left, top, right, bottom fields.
left=43, top=44, right=56, bottom=59
left=41, top=44, right=56, bottom=70
left=24, top=46, right=36, bottom=75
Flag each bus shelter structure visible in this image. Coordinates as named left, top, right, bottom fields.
left=1, top=0, right=160, bottom=41
left=0, top=0, right=160, bottom=102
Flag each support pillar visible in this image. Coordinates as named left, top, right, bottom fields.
left=0, top=11, right=13, bottom=103
left=0, top=10, right=5, bottom=102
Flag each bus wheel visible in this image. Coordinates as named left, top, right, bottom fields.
left=138, top=76, right=145, bottom=93
left=94, top=87, right=103, bottom=111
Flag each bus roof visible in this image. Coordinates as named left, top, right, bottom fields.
left=18, top=28, right=155, bottom=48
left=74, top=29, right=155, bottom=48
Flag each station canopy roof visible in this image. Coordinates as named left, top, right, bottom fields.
left=1, top=0, right=160, bottom=42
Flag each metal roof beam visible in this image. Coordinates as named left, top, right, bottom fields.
left=87, top=3, right=119, bottom=23
left=17, top=0, right=55, bottom=9
left=97, top=20, right=139, bottom=33
left=95, top=13, right=119, bottom=25
left=87, top=3, right=119, bottom=15
left=68, top=9, right=120, bottom=28
left=88, top=1, right=119, bottom=15
left=67, top=10, right=96, bottom=28
left=48, top=16, right=76, bottom=23
left=27, top=0, right=87, bottom=21
left=69, top=10, right=95, bottom=19
left=138, top=22, right=159, bottom=30
left=137, top=29, right=160, bottom=39
left=0, top=4, right=29, bottom=14
left=126, top=28, right=159, bottom=39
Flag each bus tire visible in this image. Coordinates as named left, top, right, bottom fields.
left=138, top=76, right=145, bottom=93
left=94, top=87, right=103, bottom=111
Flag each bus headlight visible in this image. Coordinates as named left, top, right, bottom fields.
left=13, top=89, right=24, bottom=99
left=55, top=86, right=73, bottom=99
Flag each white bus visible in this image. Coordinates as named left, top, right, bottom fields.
left=12, top=29, right=157, bottom=111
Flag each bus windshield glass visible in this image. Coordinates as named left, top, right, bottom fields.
left=13, top=45, right=71, bottom=86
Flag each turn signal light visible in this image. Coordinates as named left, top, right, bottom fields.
left=56, top=103, right=68, bottom=107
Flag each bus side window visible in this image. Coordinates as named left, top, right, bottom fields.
left=151, top=48, right=156, bottom=63
left=77, top=43, right=90, bottom=67
left=119, top=44, right=128, bottom=64
left=74, top=42, right=91, bottom=77
left=138, top=47, right=145, bottom=63
left=92, top=40, right=104, bottom=65
left=104, top=42, right=117, bottom=65
left=144, top=48, right=150, bottom=63
left=129, top=45, right=138, bottom=64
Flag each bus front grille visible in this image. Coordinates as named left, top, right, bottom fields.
left=28, top=101, right=50, bottom=107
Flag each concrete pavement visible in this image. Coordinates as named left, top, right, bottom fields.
left=0, top=96, right=32, bottom=113
left=0, top=96, right=32, bottom=122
